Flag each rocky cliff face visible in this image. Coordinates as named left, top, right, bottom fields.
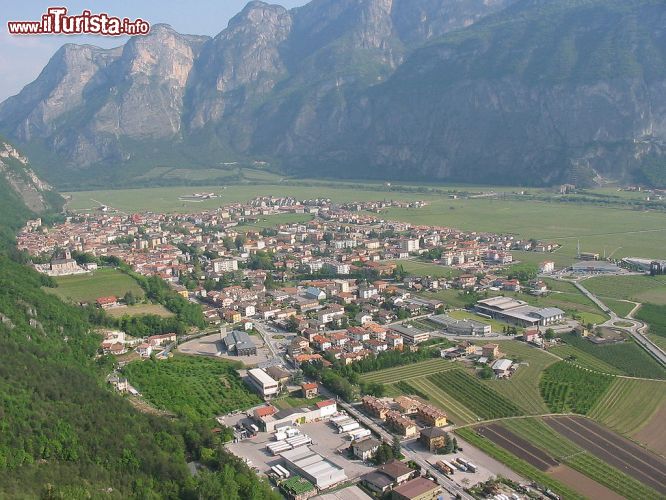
left=0, top=139, right=57, bottom=213
left=0, top=0, right=664, bottom=187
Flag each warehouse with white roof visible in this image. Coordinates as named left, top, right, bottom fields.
left=280, top=447, right=347, bottom=490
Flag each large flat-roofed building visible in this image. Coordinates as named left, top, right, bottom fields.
left=223, top=330, right=257, bottom=356
left=430, top=314, right=491, bottom=336
left=280, top=446, right=347, bottom=490
left=254, top=399, right=337, bottom=432
left=248, top=368, right=279, bottom=399
left=392, top=477, right=442, bottom=500
left=212, top=258, right=238, bottom=273
left=389, top=324, right=430, bottom=345
left=571, top=261, right=620, bottom=274
left=475, top=296, right=564, bottom=327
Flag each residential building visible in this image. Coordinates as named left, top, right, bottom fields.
left=213, top=258, right=238, bottom=273
left=386, top=410, right=417, bottom=438
left=352, top=437, right=381, bottom=461
left=392, top=477, right=442, bottom=500
left=389, top=324, right=430, bottom=345
left=419, top=427, right=448, bottom=452
left=417, top=404, right=448, bottom=428
left=301, top=382, right=319, bottom=399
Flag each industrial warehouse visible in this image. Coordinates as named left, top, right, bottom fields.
left=474, top=296, right=565, bottom=327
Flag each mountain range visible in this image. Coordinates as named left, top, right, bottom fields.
left=0, top=0, right=665, bottom=188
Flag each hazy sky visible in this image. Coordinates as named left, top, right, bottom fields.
left=0, top=0, right=308, bottom=101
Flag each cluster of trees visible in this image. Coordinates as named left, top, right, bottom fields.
left=372, top=436, right=402, bottom=465
left=506, top=263, right=539, bottom=282
left=338, top=347, right=440, bottom=374
left=301, top=362, right=357, bottom=402
left=436, top=433, right=458, bottom=455
left=248, top=251, right=274, bottom=270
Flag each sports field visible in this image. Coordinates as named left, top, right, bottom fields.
left=105, top=303, right=174, bottom=318
left=65, top=183, right=666, bottom=260
left=46, top=268, right=144, bottom=303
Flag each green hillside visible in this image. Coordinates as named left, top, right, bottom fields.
left=0, top=145, right=277, bottom=498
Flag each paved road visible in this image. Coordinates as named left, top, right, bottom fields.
left=573, top=280, right=666, bottom=367
left=326, top=392, right=473, bottom=500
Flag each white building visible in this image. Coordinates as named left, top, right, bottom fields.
left=323, top=261, right=351, bottom=275
left=400, top=239, right=420, bottom=252
left=213, top=259, right=238, bottom=273
left=539, top=261, right=555, bottom=274
left=248, top=368, right=279, bottom=399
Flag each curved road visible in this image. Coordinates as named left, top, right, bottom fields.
left=573, top=280, right=666, bottom=367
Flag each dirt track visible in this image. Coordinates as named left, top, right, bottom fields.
left=476, top=423, right=558, bottom=471
left=549, top=465, right=624, bottom=500
left=545, top=415, right=666, bottom=494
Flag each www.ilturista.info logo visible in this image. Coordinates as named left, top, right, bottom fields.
left=7, top=7, right=150, bottom=36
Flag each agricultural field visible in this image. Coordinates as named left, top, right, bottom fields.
left=510, top=250, right=575, bottom=270
left=394, top=378, right=479, bottom=425
left=501, top=417, right=662, bottom=500
left=589, top=378, right=666, bottom=437
left=420, top=288, right=477, bottom=309
left=636, top=303, right=666, bottom=338
left=105, top=303, right=174, bottom=318
left=427, top=370, right=523, bottom=419
left=603, top=298, right=637, bottom=317
left=123, top=355, right=261, bottom=420
left=584, top=275, right=666, bottom=304
left=550, top=343, right=623, bottom=374
left=455, top=427, right=585, bottom=500
left=46, top=267, right=144, bottom=303
left=557, top=332, right=666, bottom=379
left=544, top=416, right=666, bottom=496
left=65, top=183, right=426, bottom=213
left=362, top=358, right=455, bottom=385
left=539, top=362, right=614, bottom=414
left=383, top=198, right=666, bottom=261
left=478, top=341, right=558, bottom=414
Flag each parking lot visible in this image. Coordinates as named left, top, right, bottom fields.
left=226, top=420, right=375, bottom=480
left=178, top=332, right=273, bottom=366
left=401, top=435, right=524, bottom=487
